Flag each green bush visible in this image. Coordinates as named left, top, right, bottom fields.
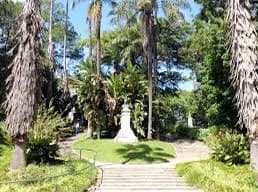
left=200, top=125, right=228, bottom=147
left=27, top=105, right=64, bottom=163
left=27, top=136, right=59, bottom=163
left=211, top=132, right=249, bottom=165
left=175, top=122, right=199, bottom=139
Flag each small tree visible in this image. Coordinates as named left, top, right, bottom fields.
left=5, top=0, right=42, bottom=170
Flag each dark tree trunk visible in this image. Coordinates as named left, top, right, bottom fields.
left=141, top=10, right=153, bottom=140
left=251, top=138, right=258, bottom=170
left=10, top=135, right=27, bottom=170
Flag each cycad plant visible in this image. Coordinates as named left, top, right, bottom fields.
left=227, top=0, right=258, bottom=170
left=5, top=0, right=42, bottom=170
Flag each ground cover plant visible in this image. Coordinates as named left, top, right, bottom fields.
left=176, top=160, right=258, bottom=192
left=0, top=122, right=97, bottom=192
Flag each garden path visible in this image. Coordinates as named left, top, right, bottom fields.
left=59, top=134, right=209, bottom=192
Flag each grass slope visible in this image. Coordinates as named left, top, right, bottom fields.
left=0, top=122, right=97, bottom=192
left=176, top=160, right=258, bottom=192
left=74, top=139, right=175, bottom=164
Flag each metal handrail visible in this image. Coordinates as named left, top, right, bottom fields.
left=0, top=148, right=97, bottom=191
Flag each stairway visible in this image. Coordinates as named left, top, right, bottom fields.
left=93, top=164, right=202, bottom=192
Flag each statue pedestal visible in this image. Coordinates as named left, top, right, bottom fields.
left=114, top=103, right=138, bottom=143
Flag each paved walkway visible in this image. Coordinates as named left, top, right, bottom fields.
left=59, top=134, right=209, bottom=192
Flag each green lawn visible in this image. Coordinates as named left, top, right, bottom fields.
left=73, top=139, right=175, bottom=164
left=176, top=160, right=258, bottom=192
left=0, top=160, right=97, bottom=192
left=0, top=122, right=97, bottom=192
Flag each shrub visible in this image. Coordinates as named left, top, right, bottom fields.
left=211, top=132, right=249, bottom=165
left=27, top=105, right=64, bottom=163
left=200, top=125, right=228, bottom=147
left=27, top=136, right=58, bottom=163
left=175, top=122, right=199, bottom=139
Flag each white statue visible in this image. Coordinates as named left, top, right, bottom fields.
left=188, top=112, right=193, bottom=128
left=114, top=101, right=138, bottom=143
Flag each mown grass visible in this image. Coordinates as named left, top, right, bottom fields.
left=73, top=138, right=175, bottom=164
left=0, top=160, right=97, bottom=192
left=176, top=160, right=258, bottom=192
left=0, top=122, right=97, bottom=192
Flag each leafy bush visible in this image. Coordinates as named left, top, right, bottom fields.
left=175, top=122, right=199, bottom=139
left=27, top=105, right=64, bottom=163
left=27, top=136, right=58, bottom=163
left=200, top=125, right=228, bottom=147
left=211, top=132, right=249, bottom=165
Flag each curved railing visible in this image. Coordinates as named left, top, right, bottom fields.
left=0, top=148, right=97, bottom=191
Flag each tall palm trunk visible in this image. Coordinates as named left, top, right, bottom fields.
left=5, top=0, right=42, bottom=170
left=95, top=0, right=102, bottom=76
left=228, top=0, right=258, bottom=170
left=47, top=0, right=54, bottom=103
left=89, top=19, right=93, bottom=59
left=141, top=8, right=153, bottom=140
left=63, top=0, right=68, bottom=92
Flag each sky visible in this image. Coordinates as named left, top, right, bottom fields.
left=66, top=0, right=202, bottom=91
left=14, top=0, right=202, bottom=90
left=67, top=0, right=202, bottom=36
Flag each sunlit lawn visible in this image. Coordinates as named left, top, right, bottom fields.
left=73, top=138, right=175, bottom=164
left=0, top=122, right=96, bottom=192
left=176, top=160, right=258, bottom=192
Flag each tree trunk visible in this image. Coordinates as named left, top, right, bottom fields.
left=10, top=135, right=27, bottom=170
left=47, top=0, right=54, bottom=104
left=141, top=10, right=153, bottom=140
left=89, top=19, right=93, bottom=59
left=86, top=120, right=93, bottom=138
left=147, top=57, right=153, bottom=140
left=63, top=0, right=68, bottom=92
left=95, top=1, right=102, bottom=76
left=250, top=138, right=258, bottom=170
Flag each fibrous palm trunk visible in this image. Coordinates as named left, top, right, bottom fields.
left=228, top=0, right=258, bottom=170
left=141, top=7, right=153, bottom=140
left=5, top=0, right=42, bottom=170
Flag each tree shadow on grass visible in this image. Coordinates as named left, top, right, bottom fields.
left=116, top=144, right=174, bottom=164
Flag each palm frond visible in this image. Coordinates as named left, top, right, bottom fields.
left=5, top=0, right=43, bottom=138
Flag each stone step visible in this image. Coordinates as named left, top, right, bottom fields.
left=98, top=178, right=184, bottom=182
left=100, top=174, right=178, bottom=177
left=102, top=170, right=175, bottom=173
left=100, top=183, right=191, bottom=187
left=95, top=190, right=200, bottom=192
left=96, top=186, right=198, bottom=190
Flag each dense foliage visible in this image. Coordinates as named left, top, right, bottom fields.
left=211, top=132, right=249, bottom=165
left=27, top=105, right=64, bottom=163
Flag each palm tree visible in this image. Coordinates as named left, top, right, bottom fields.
left=112, top=0, right=188, bottom=139
left=63, top=0, right=69, bottom=92
left=47, top=0, right=55, bottom=102
left=5, top=0, right=42, bottom=170
left=227, top=0, right=258, bottom=170
left=76, top=0, right=117, bottom=75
